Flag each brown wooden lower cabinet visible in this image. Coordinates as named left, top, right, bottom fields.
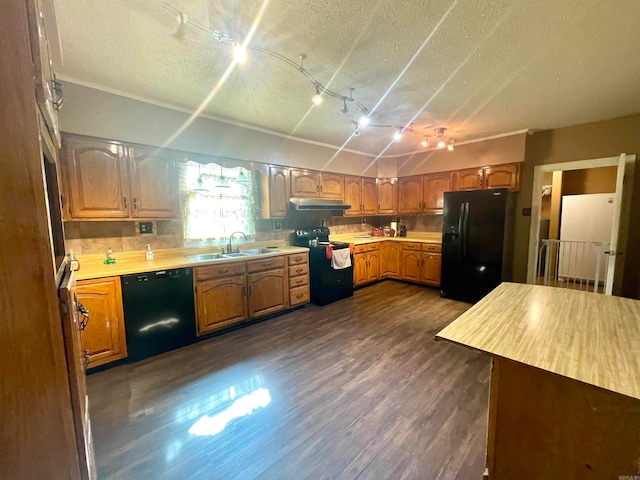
left=76, top=276, right=127, bottom=368
left=195, top=274, right=248, bottom=335
left=247, top=268, right=287, bottom=318
left=354, top=241, right=442, bottom=288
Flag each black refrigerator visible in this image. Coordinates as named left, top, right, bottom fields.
left=441, top=188, right=515, bottom=303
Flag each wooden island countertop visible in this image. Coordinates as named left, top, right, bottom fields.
left=436, top=282, right=640, bottom=400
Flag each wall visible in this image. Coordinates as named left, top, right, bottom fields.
left=397, top=133, right=527, bottom=176
left=514, top=113, right=640, bottom=299
left=59, top=82, right=378, bottom=177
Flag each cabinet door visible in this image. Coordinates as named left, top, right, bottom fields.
left=367, top=251, right=380, bottom=283
left=361, top=178, right=378, bottom=215
left=353, top=253, right=368, bottom=286
left=344, top=175, right=362, bottom=216
left=290, top=169, right=320, bottom=197
left=248, top=268, right=287, bottom=318
left=398, top=176, right=423, bottom=214
left=380, top=242, right=401, bottom=278
left=77, top=276, right=127, bottom=368
left=196, top=275, right=247, bottom=335
left=377, top=178, right=397, bottom=214
left=423, top=172, right=452, bottom=212
left=269, top=166, right=289, bottom=217
left=484, top=164, right=520, bottom=191
left=63, top=137, right=130, bottom=218
left=401, top=250, right=422, bottom=282
left=320, top=173, right=344, bottom=199
left=453, top=168, right=484, bottom=191
left=128, top=146, right=178, bottom=218
left=421, top=253, right=442, bottom=286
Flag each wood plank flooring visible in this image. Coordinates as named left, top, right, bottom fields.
left=87, top=281, right=490, bottom=479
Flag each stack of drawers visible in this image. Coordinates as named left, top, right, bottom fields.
left=288, top=252, right=310, bottom=306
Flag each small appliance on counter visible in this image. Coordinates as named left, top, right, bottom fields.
left=398, top=225, right=407, bottom=237
left=292, top=226, right=353, bottom=306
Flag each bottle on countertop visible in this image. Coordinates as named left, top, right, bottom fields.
left=104, top=247, right=116, bottom=265
left=145, top=244, right=154, bottom=261
left=68, top=249, right=80, bottom=271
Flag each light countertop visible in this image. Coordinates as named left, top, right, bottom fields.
left=435, top=283, right=640, bottom=400
left=330, top=232, right=442, bottom=245
left=75, top=244, right=309, bottom=281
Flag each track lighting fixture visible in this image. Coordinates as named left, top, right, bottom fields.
left=312, top=85, right=323, bottom=105
left=164, top=4, right=459, bottom=151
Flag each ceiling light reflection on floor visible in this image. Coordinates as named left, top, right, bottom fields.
left=188, top=388, right=271, bottom=437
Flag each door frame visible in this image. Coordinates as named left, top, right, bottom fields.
left=525, top=154, right=636, bottom=292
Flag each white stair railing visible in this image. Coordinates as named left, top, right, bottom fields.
left=536, top=240, right=609, bottom=293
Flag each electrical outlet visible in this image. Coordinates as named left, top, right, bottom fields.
left=273, top=220, right=282, bottom=231
left=139, top=221, right=153, bottom=234
left=362, top=217, right=367, bottom=225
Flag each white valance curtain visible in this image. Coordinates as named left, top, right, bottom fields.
left=178, top=160, right=257, bottom=243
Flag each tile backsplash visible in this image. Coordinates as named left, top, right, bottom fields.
left=65, top=212, right=443, bottom=255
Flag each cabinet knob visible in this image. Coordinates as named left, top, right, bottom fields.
left=133, top=197, right=138, bottom=210
left=123, top=197, right=128, bottom=209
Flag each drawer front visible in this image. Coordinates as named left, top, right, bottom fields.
left=247, top=256, right=286, bottom=273
left=422, top=244, right=442, bottom=253
left=196, top=263, right=246, bottom=281
left=288, top=263, right=309, bottom=278
left=355, top=243, right=379, bottom=254
left=402, top=242, right=422, bottom=251
left=290, top=285, right=310, bottom=306
left=288, top=253, right=308, bottom=266
left=288, top=275, right=309, bottom=288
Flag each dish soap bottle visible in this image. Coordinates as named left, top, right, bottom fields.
left=145, top=244, right=154, bottom=261
left=104, top=247, right=116, bottom=265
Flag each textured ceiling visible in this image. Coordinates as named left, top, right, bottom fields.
left=54, top=0, right=640, bottom=156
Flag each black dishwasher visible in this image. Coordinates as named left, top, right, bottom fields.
left=122, top=268, right=196, bottom=362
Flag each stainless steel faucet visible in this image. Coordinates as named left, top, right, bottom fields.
left=227, top=231, right=248, bottom=253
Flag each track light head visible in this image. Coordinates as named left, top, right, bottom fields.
left=421, top=137, right=428, bottom=148
left=340, top=98, right=348, bottom=114
left=232, top=42, right=247, bottom=64
left=448, top=139, right=455, bottom=151
left=393, top=128, right=403, bottom=141
left=312, top=85, right=323, bottom=105
left=437, top=139, right=446, bottom=149
left=358, top=110, right=370, bottom=126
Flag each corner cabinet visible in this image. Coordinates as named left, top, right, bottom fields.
left=377, top=178, right=397, bottom=214
left=76, top=276, right=127, bottom=369
left=61, top=134, right=180, bottom=220
left=380, top=242, right=401, bottom=278
left=397, top=176, right=423, bottom=214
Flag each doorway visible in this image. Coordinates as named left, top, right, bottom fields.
left=526, top=154, right=635, bottom=295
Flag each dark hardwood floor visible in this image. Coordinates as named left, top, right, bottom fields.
left=87, top=281, right=490, bottom=480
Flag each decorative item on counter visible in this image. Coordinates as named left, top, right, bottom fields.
left=371, top=228, right=384, bottom=237
left=104, top=247, right=116, bottom=265
left=383, top=226, right=393, bottom=237
left=145, top=244, right=154, bottom=261
left=68, top=250, right=80, bottom=271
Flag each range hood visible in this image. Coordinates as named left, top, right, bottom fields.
left=289, top=198, right=351, bottom=211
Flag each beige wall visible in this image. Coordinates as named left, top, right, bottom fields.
left=514, top=113, right=640, bottom=299
left=59, top=82, right=378, bottom=177
left=397, top=133, right=526, bottom=176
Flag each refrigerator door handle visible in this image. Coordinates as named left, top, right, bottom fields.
left=458, top=203, right=465, bottom=261
left=462, top=202, right=470, bottom=260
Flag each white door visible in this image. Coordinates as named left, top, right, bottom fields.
left=604, top=154, right=628, bottom=295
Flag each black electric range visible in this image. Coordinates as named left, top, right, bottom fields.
left=292, top=226, right=354, bottom=306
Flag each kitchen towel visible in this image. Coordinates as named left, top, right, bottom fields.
left=331, top=248, right=351, bottom=269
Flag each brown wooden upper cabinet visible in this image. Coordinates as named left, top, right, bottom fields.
left=344, top=176, right=377, bottom=216
left=423, top=172, right=453, bottom=212
left=62, top=135, right=179, bottom=220
left=128, top=146, right=179, bottom=218
left=377, top=178, right=397, bottom=214
left=453, top=163, right=519, bottom=191
left=397, top=176, right=423, bottom=214
left=397, top=172, right=453, bottom=214
left=260, top=166, right=289, bottom=218
left=290, top=169, right=344, bottom=199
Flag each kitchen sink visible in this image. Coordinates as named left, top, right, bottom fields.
left=222, top=252, right=251, bottom=258
left=240, top=248, right=280, bottom=255
left=187, top=253, right=224, bottom=262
